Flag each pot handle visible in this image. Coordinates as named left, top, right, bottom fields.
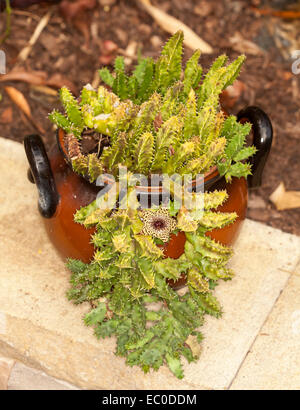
left=24, top=134, right=59, bottom=218
left=237, top=106, right=273, bottom=188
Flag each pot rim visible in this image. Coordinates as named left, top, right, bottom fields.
left=57, top=128, right=222, bottom=192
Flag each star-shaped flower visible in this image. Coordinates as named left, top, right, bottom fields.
left=140, top=208, right=177, bottom=243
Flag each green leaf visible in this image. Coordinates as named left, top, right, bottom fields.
left=198, top=211, right=237, bottom=231
left=233, top=146, right=256, bottom=162
left=222, top=54, right=246, bottom=89
left=164, top=141, right=195, bottom=174
left=66, top=259, right=86, bottom=274
left=59, top=87, right=84, bottom=137
left=183, top=49, right=202, bottom=96
left=224, top=162, right=252, bottom=181
left=190, top=288, right=222, bottom=318
left=203, top=190, right=228, bottom=210
left=154, top=255, right=191, bottom=280
left=187, top=267, right=210, bottom=293
left=177, top=206, right=198, bottom=232
left=74, top=200, right=98, bottom=225
left=87, top=153, right=103, bottom=182
left=94, top=248, right=115, bottom=263
left=99, top=67, right=114, bottom=87
left=161, top=30, right=184, bottom=83
left=48, top=110, right=72, bottom=133
left=84, top=302, right=107, bottom=326
left=112, top=230, right=132, bottom=253
left=134, top=235, right=164, bottom=259
left=134, top=131, right=154, bottom=173
left=134, top=58, right=155, bottom=103
left=182, top=89, right=197, bottom=141
left=165, top=353, right=184, bottom=379
left=112, top=56, right=129, bottom=100
left=151, top=115, right=183, bottom=172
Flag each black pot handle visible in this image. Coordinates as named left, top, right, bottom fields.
left=24, top=134, right=59, bottom=218
left=237, top=106, right=273, bottom=189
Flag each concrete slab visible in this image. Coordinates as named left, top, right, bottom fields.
left=230, top=262, right=300, bottom=390
left=8, top=362, right=79, bottom=390
left=0, top=356, right=15, bottom=390
left=0, top=137, right=299, bottom=390
left=181, top=220, right=300, bottom=389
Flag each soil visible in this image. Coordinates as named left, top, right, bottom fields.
left=0, top=0, right=300, bottom=235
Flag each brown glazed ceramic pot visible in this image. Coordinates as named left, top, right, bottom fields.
left=24, top=106, right=272, bottom=287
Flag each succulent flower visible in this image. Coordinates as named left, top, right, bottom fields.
left=140, top=208, right=177, bottom=242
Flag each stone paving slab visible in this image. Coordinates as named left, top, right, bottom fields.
left=230, top=261, right=300, bottom=390
left=0, top=137, right=300, bottom=390
left=0, top=356, right=15, bottom=390
left=8, top=361, right=79, bottom=390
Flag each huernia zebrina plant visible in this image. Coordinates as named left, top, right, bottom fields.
left=49, top=31, right=255, bottom=379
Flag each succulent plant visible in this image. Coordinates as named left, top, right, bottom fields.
left=68, top=188, right=235, bottom=379
left=49, top=30, right=255, bottom=183
left=49, top=31, right=256, bottom=379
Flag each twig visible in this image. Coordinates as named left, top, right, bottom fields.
left=0, top=0, right=12, bottom=45
left=11, top=9, right=41, bottom=21
left=18, top=10, right=52, bottom=62
left=252, top=7, right=300, bottom=19
left=117, top=48, right=138, bottom=62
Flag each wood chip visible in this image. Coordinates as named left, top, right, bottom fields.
left=269, top=182, right=300, bottom=211
left=137, top=0, right=213, bottom=53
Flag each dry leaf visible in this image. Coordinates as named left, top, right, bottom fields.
left=185, top=335, right=201, bottom=358
left=5, top=86, right=31, bottom=118
left=229, top=32, right=263, bottom=56
left=138, top=0, right=213, bottom=53
left=0, top=70, right=77, bottom=95
left=30, top=85, right=59, bottom=97
left=269, top=182, right=300, bottom=211
left=0, top=70, right=47, bottom=85
left=0, top=107, right=13, bottom=124
left=5, top=86, right=45, bottom=134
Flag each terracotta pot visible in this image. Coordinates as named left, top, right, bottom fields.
left=24, top=106, right=272, bottom=287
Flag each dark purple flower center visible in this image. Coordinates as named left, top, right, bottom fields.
left=152, top=218, right=166, bottom=230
